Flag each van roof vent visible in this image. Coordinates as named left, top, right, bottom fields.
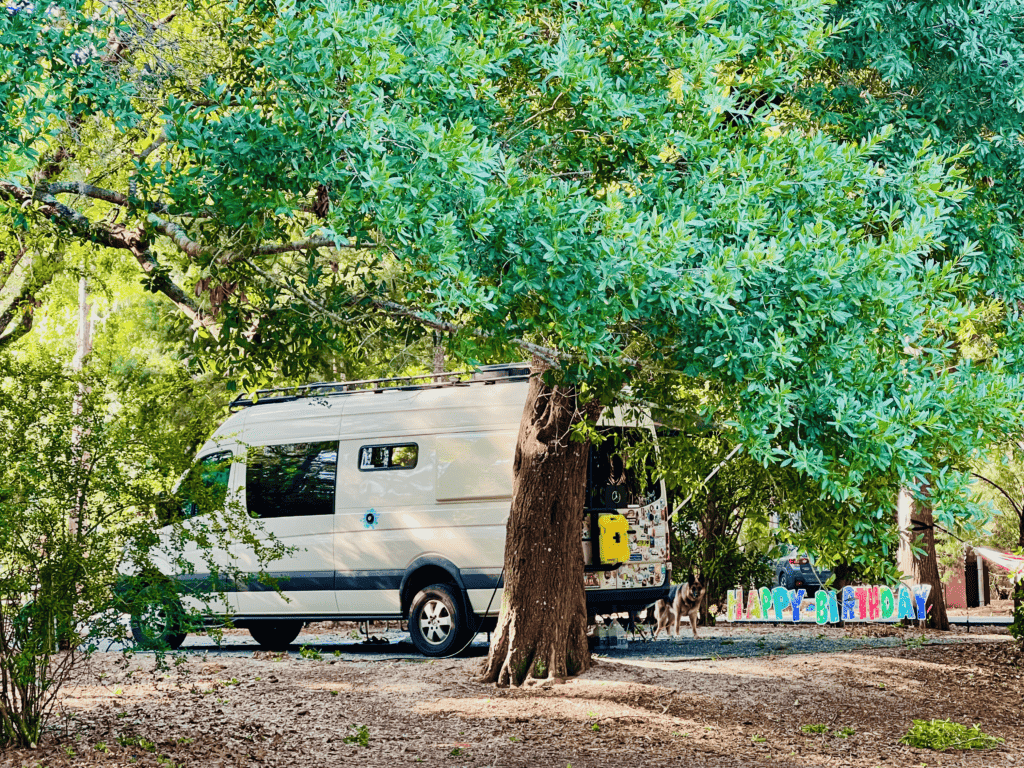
left=230, top=363, right=531, bottom=410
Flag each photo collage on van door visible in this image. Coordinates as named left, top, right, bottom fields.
left=582, top=496, right=669, bottom=590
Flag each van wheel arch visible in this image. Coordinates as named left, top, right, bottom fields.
left=400, top=558, right=470, bottom=620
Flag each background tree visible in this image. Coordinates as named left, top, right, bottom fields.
left=971, top=447, right=1024, bottom=640
left=795, top=0, right=1024, bottom=624
left=3, top=0, right=1024, bottom=688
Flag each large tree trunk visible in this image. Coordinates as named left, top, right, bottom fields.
left=479, top=369, right=601, bottom=687
left=910, top=501, right=949, bottom=630
left=897, top=489, right=916, bottom=579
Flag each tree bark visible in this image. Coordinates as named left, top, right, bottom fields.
left=909, top=500, right=950, bottom=630
left=897, top=489, right=916, bottom=579
left=479, top=368, right=601, bottom=687
left=1016, top=508, right=1024, bottom=616
left=432, top=331, right=445, bottom=374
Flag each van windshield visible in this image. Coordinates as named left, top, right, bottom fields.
left=587, top=428, right=660, bottom=508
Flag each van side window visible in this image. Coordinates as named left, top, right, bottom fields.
left=359, top=443, right=418, bottom=471
left=247, top=442, right=338, bottom=518
left=181, top=451, right=232, bottom=518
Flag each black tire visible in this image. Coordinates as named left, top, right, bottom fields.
left=408, top=583, right=471, bottom=657
left=129, top=586, right=187, bottom=651
left=778, top=572, right=789, bottom=589
left=247, top=620, right=304, bottom=651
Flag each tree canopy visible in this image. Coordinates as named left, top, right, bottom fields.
left=2, top=0, right=1023, bottom=587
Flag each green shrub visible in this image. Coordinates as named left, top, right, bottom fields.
left=0, top=355, right=283, bottom=748
left=343, top=725, right=370, bottom=747
left=899, top=719, right=1004, bottom=751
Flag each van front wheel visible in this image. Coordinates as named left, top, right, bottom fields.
left=129, top=587, right=187, bottom=651
left=408, top=583, right=470, bottom=657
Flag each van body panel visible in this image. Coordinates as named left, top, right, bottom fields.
left=436, top=432, right=516, bottom=502
left=162, top=374, right=670, bottom=632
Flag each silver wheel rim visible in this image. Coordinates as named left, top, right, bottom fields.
left=141, top=604, right=169, bottom=639
left=418, top=598, right=453, bottom=645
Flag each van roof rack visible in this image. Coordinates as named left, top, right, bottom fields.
left=229, top=363, right=531, bottom=410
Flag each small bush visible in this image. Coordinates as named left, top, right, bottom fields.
left=801, top=724, right=828, bottom=734
left=899, top=719, right=1004, bottom=751
left=342, top=724, right=370, bottom=747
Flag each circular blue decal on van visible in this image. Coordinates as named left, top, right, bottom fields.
left=363, top=509, right=380, bottom=529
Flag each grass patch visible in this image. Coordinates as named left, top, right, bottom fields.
left=801, top=724, right=828, bottom=734
left=899, top=719, right=1003, bottom=751
left=342, top=724, right=370, bottom=747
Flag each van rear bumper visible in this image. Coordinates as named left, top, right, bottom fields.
left=586, top=583, right=670, bottom=614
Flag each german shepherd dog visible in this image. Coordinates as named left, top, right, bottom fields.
left=653, top=575, right=706, bottom=639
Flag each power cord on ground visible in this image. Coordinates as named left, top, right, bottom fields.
left=439, top=566, right=505, bottom=660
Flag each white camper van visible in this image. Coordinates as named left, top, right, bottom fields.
left=130, top=365, right=671, bottom=656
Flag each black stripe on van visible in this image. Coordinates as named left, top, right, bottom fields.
left=461, top=569, right=504, bottom=590
left=178, top=570, right=409, bottom=592
left=235, top=571, right=336, bottom=592
left=180, top=568, right=500, bottom=593
left=335, top=570, right=404, bottom=590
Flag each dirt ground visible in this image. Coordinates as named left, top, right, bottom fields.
left=947, top=597, right=1016, bottom=617
left=2, top=629, right=1022, bottom=768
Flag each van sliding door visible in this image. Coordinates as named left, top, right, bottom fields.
left=232, top=441, right=339, bottom=617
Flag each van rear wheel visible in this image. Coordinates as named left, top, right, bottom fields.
left=247, top=620, right=304, bottom=651
left=408, top=583, right=470, bottom=657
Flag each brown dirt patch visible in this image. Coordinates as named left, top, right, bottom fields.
left=1, top=639, right=1021, bottom=767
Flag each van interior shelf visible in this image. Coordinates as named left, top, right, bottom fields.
left=230, top=363, right=531, bottom=410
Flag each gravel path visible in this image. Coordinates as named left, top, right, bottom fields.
left=159, top=621, right=1010, bottom=663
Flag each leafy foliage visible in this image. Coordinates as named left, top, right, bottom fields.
left=899, top=719, right=1004, bottom=751
left=3, top=0, right=1024, bottom=685
left=0, top=347, right=284, bottom=746
left=803, top=0, right=1024, bottom=301
left=343, top=724, right=371, bottom=747
left=0, top=355, right=158, bottom=747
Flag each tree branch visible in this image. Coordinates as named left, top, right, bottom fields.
left=0, top=180, right=131, bottom=250
left=971, top=472, right=1023, bottom=518
left=131, top=242, right=218, bottom=334
left=144, top=213, right=203, bottom=259
left=0, top=246, right=28, bottom=285
left=0, top=307, right=34, bottom=350
left=254, top=237, right=378, bottom=256
left=241, top=258, right=560, bottom=366
left=137, top=129, right=168, bottom=163
left=4, top=182, right=557, bottom=364
left=43, top=181, right=175, bottom=215
left=0, top=181, right=216, bottom=332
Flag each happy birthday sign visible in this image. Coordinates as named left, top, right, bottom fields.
left=725, top=584, right=932, bottom=624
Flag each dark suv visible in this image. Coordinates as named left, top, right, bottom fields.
left=775, top=550, right=832, bottom=593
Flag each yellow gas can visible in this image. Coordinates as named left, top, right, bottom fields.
left=598, top=513, right=630, bottom=565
